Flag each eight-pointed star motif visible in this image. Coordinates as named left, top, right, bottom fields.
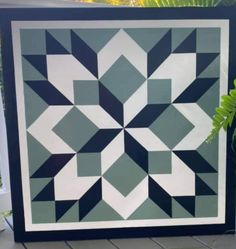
left=77, top=81, right=170, bottom=175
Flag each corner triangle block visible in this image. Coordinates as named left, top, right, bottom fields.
left=196, top=175, right=216, bottom=196
left=173, top=29, right=196, bottom=53
left=56, top=200, right=77, bottom=221
left=33, top=180, right=55, bottom=201
left=46, top=31, right=69, bottom=55
left=174, top=196, right=195, bottom=216
left=23, top=55, right=48, bottom=78
left=197, top=53, right=219, bottom=76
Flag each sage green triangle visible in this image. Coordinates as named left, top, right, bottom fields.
left=24, top=84, right=49, bottom=128
left=58, top=202, right=79, bottom=223
left=48, top=29, right=72, bottom=53
left=172, top=28, right=195, bottom=52
left=198, top=56, right=220, bottom=78
left=197, top=136, right=218, bottom=170
left=197, top=173, right=218, bottom=193
left=128, top=198, right=169, bottom=220
left=73, top=29, right=119, bottom=53
left=27, top=133, right=51, bottom=177
left=124, top=28, right=169, bottom=52
left=197, top=80, right=219, bottom=118
left=82, top=200, right=123, bottom=221
left=30, top=178, right=52, bottom=200
left=172, top=199, right=193, bottom=218
left=22, top=57, right=47, bottom=81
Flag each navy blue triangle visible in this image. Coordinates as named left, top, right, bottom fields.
left=71, top=30, right=98, bottom=78
left=174, top=78, right=218, bottom=103
left=26, top=81, right=73, bottom=105
left=46, top=31, right=69, bottom=54
left=148, top=30, right=171, bottom=77
left=149, top=176, right=172, bottom=217
left=23, top=55, right=48, bottom=78
left=31, top=154, right=75, bottom=178
left=55, top=200, right=77, bottom=221
left=79, top=178, right=102, bottom=221
left=174, top=151, right=217, bottom=173
left=124, top=131, right=148, bottom=173
left=79, top=129, right=121, bottom=153
left=174, top=196, right=195, bottom=216
left=126, top=104, right=169, bottom=128
left=174, top=30, right=196, bottom=53
left=196, top=175, right=216, bottom=196
left=33, top=180, right=55, bottom=201
left=99, top=82, right=123, bottom=126
left=197, top=53, right=219, bottom=76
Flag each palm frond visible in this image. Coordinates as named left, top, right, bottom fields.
left=141, top=0, right=221, bottom=7
left=206, top=79, right=236, bottom=143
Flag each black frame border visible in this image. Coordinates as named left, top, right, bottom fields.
left=0, top=6, right=235, bottom=242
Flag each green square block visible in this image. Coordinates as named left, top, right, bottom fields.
left=197, top=28, right=221, bottom=53
left=74, top=80, right=99, bottom=105
left=20, top=29, right=46, bottom=55
left=148, top=151, right=172, bottom=174
left=77, top=153, right=101, bottom=176
left=148, top=79, right=171, bottom=104
left=31, top=201, right=55, bottom=224
left=103, top=153, right=146, bottom=197
left=195, top=196, right=218, bottom=217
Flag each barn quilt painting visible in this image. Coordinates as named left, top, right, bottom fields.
left=1, top=8, right=235, bottom=242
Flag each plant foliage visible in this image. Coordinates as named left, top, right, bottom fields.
left=206, top=79, right=236, bottom=143
left=141, top=0, right=221, bottom=7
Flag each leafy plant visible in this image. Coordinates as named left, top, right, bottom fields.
left=206, top=79, right=236, bottom=143
left=141, top=0, right=221, bottom=7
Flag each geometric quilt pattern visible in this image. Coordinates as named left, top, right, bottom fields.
left=12, top=20, right=227, bottom=231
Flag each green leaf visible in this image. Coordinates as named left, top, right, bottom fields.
left=212, top=119, right=220, bottom=127
left=221, top=100, right=234, bottom=111
left=222, top=95, right=235, bottom=105
left=230, top=89, right=236, bottom=98
left=207, top=77, right=236, bottom=143
left=216, top=107, right=229, bottom=116
left=229, top=110, right=236, bottom=127
left=222, top=118, right=230, bottom=130
left=213, top=114, right=224, bottom=123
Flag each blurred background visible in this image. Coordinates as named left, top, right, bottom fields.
left=0, top=0, right=236, bottom=7
left=77, top=0, right=236, bottom=7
